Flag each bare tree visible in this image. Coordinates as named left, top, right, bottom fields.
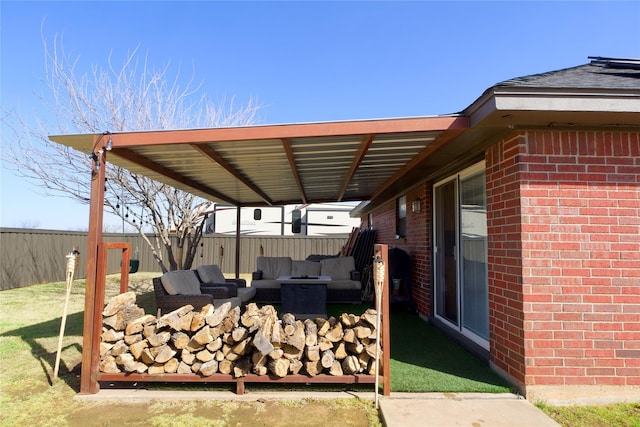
left=3, top=35, right=261, bottom=272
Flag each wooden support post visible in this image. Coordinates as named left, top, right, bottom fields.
left=374, top=244, right=391, bottom=396
left=102, top=242, right=131, bottom=293
left=235, top=206, right=241, bottom=279
left=79, top=136, right=107, bottom=394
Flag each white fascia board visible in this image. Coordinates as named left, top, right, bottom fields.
left=493, top=89, right=640, bottom=113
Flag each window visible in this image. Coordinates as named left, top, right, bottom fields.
left=397, top=195, right=407, bottom=237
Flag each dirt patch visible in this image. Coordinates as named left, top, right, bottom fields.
left=65, top=399, right=379, bottom=427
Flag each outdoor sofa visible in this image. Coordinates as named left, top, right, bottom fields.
left=153, top=265, right=255, bottom=315
left=250, top=256, right=362, bottom=304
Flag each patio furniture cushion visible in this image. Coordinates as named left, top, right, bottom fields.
left=320, top=256, right=356, bottom=280
left=160, top=270, right=201, bottom=295
left=256, top=256, right=292, bottom=280
left=237, top=287, right=257, bottom=303
left=196, top=264, right=227, bottom=284
left=291, top=260, right=321, bottom=277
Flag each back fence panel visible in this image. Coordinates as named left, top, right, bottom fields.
left=0, top=228, right=348, bottom=290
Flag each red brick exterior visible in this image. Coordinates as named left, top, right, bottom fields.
left=369, top=129, right=640, bottom=393
left=372, top=188, right=432, bottom=317
left=492, top=130, right=640, bottom=390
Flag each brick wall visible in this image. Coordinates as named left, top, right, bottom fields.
left=369, top=186, right=432, bottom=317
left=486, top=134, right=527, bottom=385
left=491, top=130, right=640, bottom=390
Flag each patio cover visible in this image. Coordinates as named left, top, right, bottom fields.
left=50, top=115, right=468, bottom=210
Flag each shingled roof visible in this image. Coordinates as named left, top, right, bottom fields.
left=496, top=56, right=640, bottom=90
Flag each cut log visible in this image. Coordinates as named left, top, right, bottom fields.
left=101, top=329, right=124, bottom=343
left=358, top=352, right=371, bottom=370
left=346, top=340, right=364, bottom=355
left=147, top=331, right=171, bottom=347
left=99, top=356, right=120, bottom=373
left=218, top=359, right=234, bottom=375
left=304, top=359, right=323, bottom=377
left=100, top=342, right=114, bottom=356
left=253, top=364, right=268, bottom=376
left=251, top=351, right=267, bottom=367
left=282, top=343, right=303, bottom=360
left=102, top=291, right=136, bottom=317
left=253, top=331, right=275, bottom=357
left=190, top=312, right=206, bottom=332
left=179, top=311, right=195, bottom=331
left=200, top=359, right=219, bottom=376
left=220, top=306, right=241, bottom=333
left=289, top=358, right=303, bottom=375
left=125, top=314, right=156, bottom=335
left=269, top=348, right=284, bottom=360
left=129, top=340, right=149, bottom=360
left=233, top=357, right=252, bottom=378
left=321, top=349, right=335, bottom=369
left=191, top=361, right=202, bottom=374
left=340, top=313, right=359, bottom=328
left=334, top=342, right=348, bottom=360
left=215, top=350, right=225, bottom=362
left=325, top=323, right=344, bottom=343
left=342, top=355, right=360, bottom=374
left=329, top=359, right=343, bottom=376
left=140, top=348, right=155, bottom=365
left=206, top=301, right=232, bottom=327
left=196, top=349, right=215, bottom=363
left=171, top=332, right=190, bottom=349
left=354, top=325, right=372, bottom=340
left=232, top=327, right=249, bottom=342
left=157, top=305, right=194, bottom=330
left=305, top=345, right=320, bottom=362
left=148, top=363, right=165, bottom=375
left=163, top=358, right=179, bottom=373
left=177, top=361, right=193, bottom=374
left=343, top=328, right=356, bottom=344
left=318, top=336, right=333, bottom=352
left=192, top=325, right=214, bottom=345
left=304, top=319, right=318, bottom=347
left=110, top=340, right=128, bottom=356
left=268, top=358, right=290, bottom=378
left=155, top=345, right=177, bottom=364
left=143, top=324, right=157, bottom=339
left=185, top=338, right=205, bottom=352
left=124, top=333, right=142, bottom=346
left=282, top=313, right=296, bottom=335
left=287, top=320, right=306, bottom=351
left=206, top=337, right=223, bottom=353
left=240, top=303, right=260, bottom=328
left=181, top=349, right=196, bottom=365
left=360, top=309, right=377, bottom=327
left=231, top=337, right=252, bottom=356
left=316, top=317, right=330, bottom=336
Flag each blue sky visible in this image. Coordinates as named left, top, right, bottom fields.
left=1, top=1, right=639, bottom=230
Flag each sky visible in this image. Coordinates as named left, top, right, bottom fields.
left=1, top=1, right=639, bottom=231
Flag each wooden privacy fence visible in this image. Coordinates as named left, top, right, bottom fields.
left=0, top=228, right=349, bottom=290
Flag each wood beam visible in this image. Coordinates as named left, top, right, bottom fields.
left=281, top=138, right=307, bottom=204
left=112, top=147, right=240, bottom=205
left=337, top=134, right=375, bottom=201
left=69, top=115, right=468, bottom=149
left=80, top=137, right=106, bottom=394
left=190, top=143, right=273, bottom=205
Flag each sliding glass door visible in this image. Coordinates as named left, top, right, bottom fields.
left=434, top=163, right=489, bottom=347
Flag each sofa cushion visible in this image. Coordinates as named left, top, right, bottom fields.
left=237, top=287, right=257, bottom=303
left=291, top=260, right=321, bottom=277
left=256, top=256, right=292, bottom=280
left=320, top=256, right=356, bottom=280
left=250, top=279, right=281, bottom=289
left=161, top=270, right=202, bottom=295
left=196, top=264, right=227, bottom=284
left=326, top=280, right=362, bottom=290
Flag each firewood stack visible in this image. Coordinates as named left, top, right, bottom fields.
left=99, top=292, right=382, bottom=378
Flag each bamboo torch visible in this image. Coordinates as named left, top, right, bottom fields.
left=373, top=254, right=385, bottom=409
left=53, top=247, right=79, bottom=381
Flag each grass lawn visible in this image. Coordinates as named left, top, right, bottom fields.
left=1, top=273, right=638, bottom=426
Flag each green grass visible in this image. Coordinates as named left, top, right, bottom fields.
left=537, top=402, right=640, bottom=427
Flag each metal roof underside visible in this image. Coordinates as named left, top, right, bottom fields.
left=51, top=116, right=469, bottom=208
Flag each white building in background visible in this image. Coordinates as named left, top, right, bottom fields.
left=203, top=203, right=361, bottom=236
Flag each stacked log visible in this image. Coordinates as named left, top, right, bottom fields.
left=99, top=292, right=382, bottom=378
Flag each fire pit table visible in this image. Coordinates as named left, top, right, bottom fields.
left=277, top=275, right=332, bottom=319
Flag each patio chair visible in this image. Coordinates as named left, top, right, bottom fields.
left=153, top=270, right=241, bottom=315
left=195, top=264, right=256, bottom=304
